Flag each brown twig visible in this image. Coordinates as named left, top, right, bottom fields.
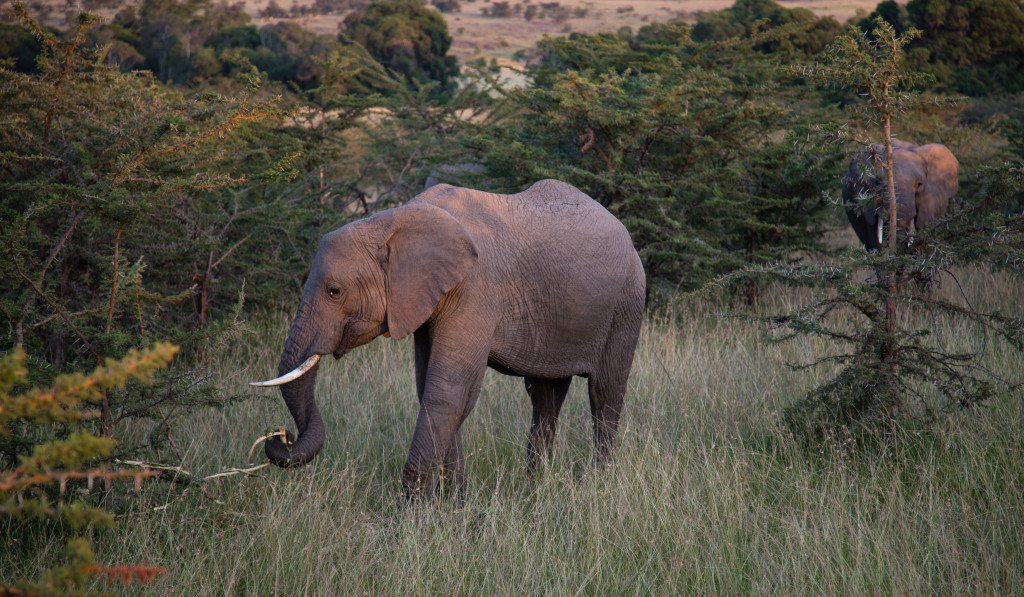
left=42, top=15, right=93, bottom=142
left=13, top=262, right=98, bottom=359
left=16, top=211, right=84, bottom=346
left=209, top=233, right=252, bottom=272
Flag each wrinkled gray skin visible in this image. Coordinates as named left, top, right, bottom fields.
left=842, top=140, right=960, bottom=250
left=267, top=179, right=646, bottom=498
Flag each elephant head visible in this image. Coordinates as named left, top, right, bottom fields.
left=250, top=202, right=478, bottom=467
left=842, top=141, right=960, bottom=250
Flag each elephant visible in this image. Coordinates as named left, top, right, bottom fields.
left=251, top=179, right=646, bottom=499
left=842, top=140, right=960, bottom=250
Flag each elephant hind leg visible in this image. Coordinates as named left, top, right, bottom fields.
left=524, top=376, right=572, bottom=474
left=588, top=290, right=643, bottom=465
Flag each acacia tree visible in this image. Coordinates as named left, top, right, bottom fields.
left=1, top=344, right=176, bottom=593
left=804, top=20, right=924, bottom=355
left=725, top=19, right=1024, bottom=440
left=341, top=0, right=459, bottom=96
left=0, top=5, right=304, bottom=462
left=466, top=27, right=842, bottom=297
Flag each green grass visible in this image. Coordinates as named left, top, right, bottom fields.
left=6, top=267, right=1024, bottom=594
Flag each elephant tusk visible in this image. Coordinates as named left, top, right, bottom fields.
left=249, top=354, right=321, bottom=387
left=876, top=218, right=883, bottom=246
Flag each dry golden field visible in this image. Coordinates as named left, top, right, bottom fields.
left=39, top=0, right=886, bottom=66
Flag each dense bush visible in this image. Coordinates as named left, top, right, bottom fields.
left=341, top=0, right=459, bottom=96
left=1, top=344, right=175, bottom=593
left=0, top=0, right=352, bottom=89
left=0, top=21, right=42, bottom=72
left=692, top=0, right=844, bottom=56
left=859, top=0, right=1024, bottom=95
left=459, top=29, right=843, bottom=296
left=0, top=7, right=339, bottom=460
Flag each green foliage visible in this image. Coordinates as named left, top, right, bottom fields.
left=1, top=344, right=176, bottom=594
left=0, top=4, right=332, bottom=461
left=0, top=21, right=42, bottom=72
left=859, top=0, right=1024, bottom=95
left=857, top=0, right=911, bottom=36
left=692, top=0, right=844, bottom=56
left=41, top=0, right=348, bottom=88
left=110, top=0, right=248, bottom=83
left=463, top=30, right=842, bottom=296
left=741, top=19, right=1024, bottom=442
left=341, top=0, right=459, bottom=96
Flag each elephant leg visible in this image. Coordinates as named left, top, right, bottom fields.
left=438, top=429, right=465, bottom=499
left=401, top=327, right=489, bottom=501
left=588, top=373, right=626, bottom=466
left=588, top=297, right=643, bottom=465
left=413, top=325, right=432, bottom=402
left=524, top=376, right=571, bottom=474
left=412, top=325, right=465, bottom=498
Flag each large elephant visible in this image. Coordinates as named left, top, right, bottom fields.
left=251, top=179, right=646, bottom=498
left=842, top=140, right=960, bottom=250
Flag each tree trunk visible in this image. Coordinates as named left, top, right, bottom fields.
left=881, top=107, right=899, bottom=361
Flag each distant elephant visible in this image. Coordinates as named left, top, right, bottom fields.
left=251, top=179, right=646, bottom=499
left=842, top=140, right=960, bottom=250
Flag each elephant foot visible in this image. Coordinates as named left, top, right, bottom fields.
left=401, top=465, right=430, bottom=503
left=401, top=464, right=466, bottom=504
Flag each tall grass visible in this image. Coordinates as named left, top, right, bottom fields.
left=5, top=266, right=1024, bottom=594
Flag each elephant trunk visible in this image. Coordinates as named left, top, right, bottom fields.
left=266, top=303, right=326, bottom=467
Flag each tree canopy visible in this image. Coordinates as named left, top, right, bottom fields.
left=341, top=0, right=459, bottom=96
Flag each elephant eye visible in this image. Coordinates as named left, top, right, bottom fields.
left=327, top=286, right=342, bottom=299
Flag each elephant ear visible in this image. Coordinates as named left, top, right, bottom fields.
left=382, top=203, right=478, bottom=340
left=915, top=144, right=960, bottom=229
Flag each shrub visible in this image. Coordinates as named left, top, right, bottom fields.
left=465, top=30, right=842, bottom=295
left=484, top=1, right=512, bottom=17
left=0, top=5, right=314, bottom=461
left=750, top=19, right=1024, bottom=442
left=0, top=344, right=176, bottom=593
left=692, top=0, right=844, bottom=56
left=432, top=0, right=461, bottom=12
left=342, top=0, right=459, bottom=96
left=259, top=0, right=289, bottom=17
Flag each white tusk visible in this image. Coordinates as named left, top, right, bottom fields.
left=250, top=354, right=321, bottom=387
left=876, top=218, right=883, bottom=246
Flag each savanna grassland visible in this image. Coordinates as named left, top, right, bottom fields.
left=5, top=260, right=1023, bottom=594
left=4, top=0, right=1024, bottom=592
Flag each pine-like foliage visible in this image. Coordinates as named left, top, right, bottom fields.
left=460, top=24, right=844, bottom=298
left=731, top=19, right=1024, bottom=441
left=1, top=343, right=176, bottom=594
left=0, top=4, right=309, bottom=460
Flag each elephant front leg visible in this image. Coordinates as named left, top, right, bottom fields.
left=402, top=359, right=485, bottom=501
left=438, top=429, right=465, bottom=500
